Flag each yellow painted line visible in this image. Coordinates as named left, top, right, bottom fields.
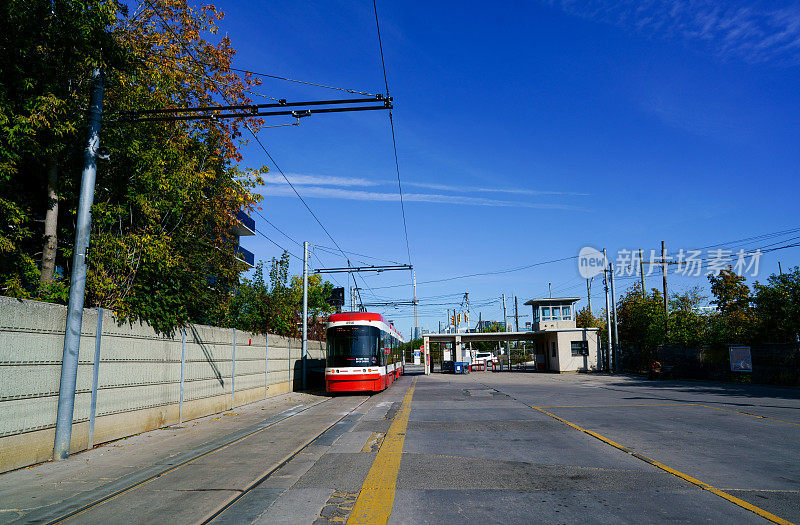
left=538, top=403, right=696, bottom=408
left=535, top=402, right=800, bottom=427
left=698, top=404, right=800, bottom=426
left=531, top=406, right=794, bottom=525
left=360, top=432, right=385, bottom=453
left=348, top=379, right=416, bottom=525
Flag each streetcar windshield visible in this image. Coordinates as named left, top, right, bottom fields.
left=326, top=326, right=380, bottom=367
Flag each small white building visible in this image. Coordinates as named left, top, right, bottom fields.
left=423, top=297, right=602, bottom=374
left=524, top=297, right=600, bottom=372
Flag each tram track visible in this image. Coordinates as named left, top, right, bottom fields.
left=200, top=395, right=371, bottom=524
left=22, top=394, right=369, bottom=525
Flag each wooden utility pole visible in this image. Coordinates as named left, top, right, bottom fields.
left=586, top=278, right=592, bottom=313
left=603, top=249, right=612, bottom=372
left=514, top=296, right=519, bottom=332
left=661, top=240, right=668, bottom=341
left=639, top=248, right=646, bottom=296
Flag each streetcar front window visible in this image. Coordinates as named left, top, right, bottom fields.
left=326, top=326, right=380, bottom=367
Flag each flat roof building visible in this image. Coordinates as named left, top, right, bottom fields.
left=424, top=296, right=602, bottom=373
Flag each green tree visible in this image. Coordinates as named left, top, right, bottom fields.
left=752, top=267, right=800, bottom=343
left=576, top=305, right=608, bottom=347
left=290, top=272, right=335, bottom=340
left=1, top=1, right=267, bottom=335
left=471, top=321, right=503, bottom=354
left=576, top=306, right=603, bottom=329
left=0, top=0, right=122, bottom=298
left=228, top=253, right=336, bottom=339
left=707, top=268, right=755, bottom=346
left=668, top=287, right=708, bottom=347
left=616, top=283, right=666, bottom=350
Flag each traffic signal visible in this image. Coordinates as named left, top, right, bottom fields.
left=328, top=287, right=345, bottom=306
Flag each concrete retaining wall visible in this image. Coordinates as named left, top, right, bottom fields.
left=0, top=296, right=325, bottom=474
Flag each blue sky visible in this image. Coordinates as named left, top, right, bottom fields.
left=206, top=0, right=800, bottom=338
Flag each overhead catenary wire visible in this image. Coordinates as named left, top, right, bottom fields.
left=142, top=0, right=356, bottom=270
left=312, top=244, right=403, bottom=265
left=372, top=0, right=412, bottom=269
left=371, top=255, right=580, bottom=290
left=252, top=208, right=303, bottom=247
left=252, top=227, right=301, bottom=260
left=143, top=55, right=283, bottom=102
left=151, top=51, right=379, bottom=97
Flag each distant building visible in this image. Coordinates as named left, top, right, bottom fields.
left=523, top=297, right=600, bottom=373
left=477, top=320, right=504, bottom=331
left=233, top=210, right=255, bottom=268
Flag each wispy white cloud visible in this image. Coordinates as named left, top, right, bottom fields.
left=264, top=172, right=589, bottom=197
left=260, top=185, right=583, bottom=210
left=403, top=180, right=590, bottom=197
left=264, top=173, right=380, bottom=187
left=548, top=1, right=800, bottom=65
left=639, top=94, right=744, bottom=140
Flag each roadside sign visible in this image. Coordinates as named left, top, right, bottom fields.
left=729, top=346, right=752, bottom=372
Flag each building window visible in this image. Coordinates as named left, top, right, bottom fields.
left=541, top=306, right=550, bottom=321
left=562, top=306, right=572, bottom=320
left=571, top=341, right=589, bottom=356
left=533, top=308, right=539, bottom=322
left=551, top=308, right=562, bottom=321
left=551, top=342, right=557, bottom=357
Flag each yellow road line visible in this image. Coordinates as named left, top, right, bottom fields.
left=539, top=402, right=800, bottom=427
left=538, top=403, right=696, bottom=408
left=348, top=380, right=416, bottom=525
left=531, top=406, right=794, bottom=525
left=698, top=404, right=800, bottom=426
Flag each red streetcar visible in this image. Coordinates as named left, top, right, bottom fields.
left=325, top=312, right=405, bottom=393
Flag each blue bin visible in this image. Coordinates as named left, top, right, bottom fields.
left=461, top=361, right=471, bottom=374
left=454, top=362, right=463, bottom=374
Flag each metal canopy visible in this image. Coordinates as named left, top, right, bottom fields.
left=424, top=328, right=596, bottom=344
left=523, top=297, right=581, bottom=306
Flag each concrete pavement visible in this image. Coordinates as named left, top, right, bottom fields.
left=1, top=369, right=798, bottom=524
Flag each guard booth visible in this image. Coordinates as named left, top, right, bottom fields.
left=424, top=298, right=601, bottom=373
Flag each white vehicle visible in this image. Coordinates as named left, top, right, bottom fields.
left=472, top=352, right=497, bottom=367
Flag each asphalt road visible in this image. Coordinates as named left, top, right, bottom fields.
left=2, top=369, right=798, bottom=524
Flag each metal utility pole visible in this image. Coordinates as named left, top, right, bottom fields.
left=548, top=282, right=552, bottom=298
left=465, top=292, right=470, bottom=327
left=586, top=278, right=592, bottom=314
left=661, top=240, right=668, bottom=341
left=53, top=69, right=103, bottom=461
left=502, top=294, right=509, bottom=370
left=465, top=292, right=472, bottom=357
left=603, top=249, right=612, bottom=372
left=438, top=321, right=442, bottom=334
left=413, top=269, right=418, bottom=340
left=609, top=263, right=619, bottom=374
left=514, top=296, right=520, bottom=332
left=302, top=241, right=308, bottom=390
left=639, top=248, right=646, bottom=296
left=779, top=261, right=783, bottom=275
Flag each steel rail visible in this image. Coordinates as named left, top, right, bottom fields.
left=36, top=396, right=359, bottom=525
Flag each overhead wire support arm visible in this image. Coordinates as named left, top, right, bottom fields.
left=115, top=96, right=392, bottom=123
left=314, top=264, right=412, bottom=274
left=360, top=300, right=418, bottom=308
